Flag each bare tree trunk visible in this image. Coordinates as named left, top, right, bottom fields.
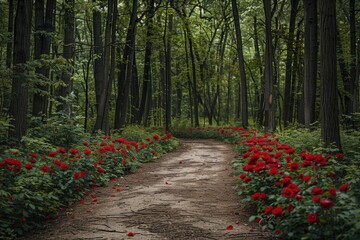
left=6, top=0, right=14, bottom=68
left=231, top=0, right=248, bottom=128
left=319, top=0, right=341, bottom=150
left=303, top=0, right=318, bottom=127
left=164, top=0, right=173, bottom=132
left=263, top=0, right=276, bottom=132
left=9, top=0, right=33, bottom=142
left=283, top=0, right=299, bottom=127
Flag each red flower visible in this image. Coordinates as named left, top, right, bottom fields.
left=244, top=176, right=252, bottom=183
left=60, top=163, right=68, bottom=170
left=320, top=199, right=334, bottom=209
left=69, top=148, right=78, bottom=155
left=272, top=206, right=284, bottom=217
left=335, top=152, right=344, bottom=159
left=84, top=149, right=91, bottom=155
left=311, top=187, right=324, bottom=195
left=339, top=183, right=350, bottom=192
left=286, top=204, right=295, bottom=213
left=313, top=196, right=321, bottom=203
left=226, top=225, right=234, bottom=230
left=153, top=135, right=160, bottom=141
left=74, top=172, right=80, bottom=179
left=307, top=213, right=319, bottom=224
left=127, top=232, right=135, bottom=237
left=41, top=165, right=50, bottom=172
left=265, top=206, right=273, bottom=215
left=97, top=167, right=104, bottom=174
left=48, top=151, right=57, bottom=157
left=282, top=187, right=295, bottom=198
left=30, top=153, right=38, bottom=158
left=25, top=163, right=33, bottom=170
left=295, top=194, right=303, bottom=201
left=328, top=188, right=337, bottom=196
left=151, top=150, right=156, bottom=155
left=58, top=147, right=66, bottom=153
left=83, top=141, right=89, bottom=146
left=239, top=173, right=246, bottom=179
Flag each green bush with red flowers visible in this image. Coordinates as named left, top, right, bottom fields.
left=0, top=127, right=179, bottom=239
left=173, top=126, right=360, bottom=239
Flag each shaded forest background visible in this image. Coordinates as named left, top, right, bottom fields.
left=0, top=0, right=359, bottom=150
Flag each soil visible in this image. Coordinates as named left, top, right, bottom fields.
left=22, top=139, right=270, bottom=240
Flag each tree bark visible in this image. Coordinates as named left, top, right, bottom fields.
left=231, top=0, right=248, bottom=128
left=8, top=0, right=33, bottom=142
left=263, top=0, right=276, bottom=132
left=303, top=0, right=318, bottom=128
left=6, top=0, right=14, bottom=68
left=319, top=0, right=341, bottom=150
left=283, top=0, right=299, bottom=127
left=349, top=0, right=356, bottom=113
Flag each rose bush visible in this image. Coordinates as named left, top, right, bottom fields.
left=0, top=128, right=179, bottom=239
left=173, top=127, right=360, bottom=239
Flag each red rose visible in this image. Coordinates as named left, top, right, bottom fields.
left=311, top=187, right=324, bottom=195
left=286, top=204, right=295, bottom=213
left=97, top=167, right=104, bottom=174
left=307, top=213, right=319, bottom=224
left=295, top=194, right=303, bottom=201
left=328, top=188, right=337, bottom=196
left=153, top=135, right=160, bottom=141
left=58, top=147, right=66, bottom=153
left=48, top=151, right=57, bottom=157
left=264, top=206, right=273, bottom=214
left=239, top=173, right=246, bottom=179
left=313, top=196, right=321, bottom=203
left=41, top=165, right=50, bottom=172
left=320, top=199, right=334, bottom=209
left=335, top=153, right=344, bottom=159
left=339, top=184, right=350, bottom=192
left=272, top=206, right=284, bottom=217
left=84, top=149, right=91, bottom=155
left=69, top=148, right=78, bottom=155
left=282, top=187, right=295, bottom=198
left=30, top=153, right=38, bottom=158
left=25, top=163, right=33, bottom=170
left=74, top=172, right=80, bottom=179
left=127, top=232, right=135, bottom=237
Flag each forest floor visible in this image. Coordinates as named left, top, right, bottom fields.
left=22, top=139, right=270, bottom=240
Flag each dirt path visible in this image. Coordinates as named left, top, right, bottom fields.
left=24, top=139, right=269, bottom=240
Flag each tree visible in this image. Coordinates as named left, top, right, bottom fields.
left=8, top=0, right=33, bottom=142
left=32, top=0, right=56, bottom=116
left=231, top=0, right=248, bottom=128
left=283, top=0, right=299, bottom=127
left=303, top=0, right=318, bottom=128
left=263, top=0, right=275, bottom=132
left=58, top=0, right=75, bottom=113
left=319, top=0, right=341, bottom=149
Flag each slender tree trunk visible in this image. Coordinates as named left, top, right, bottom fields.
left=303, top=0, right=318, bottom=128
left=263, top=0, right=275, bottom=132
left=58, top=0, right=75, bottom=113
left=319, top=0, right=341, bottom=150
left=231, top=0, right=248, bottom=128
left=283, top=0, right=299, bottom=127
left=114, top=0, right=137, bottom=129
left=138, top=0, right=155, bottom=125
left=349, top=0, right=357, bottom=112
left=32, top=0, right=56, bottom=116
left=8, top=0, right=33, bottom=142
left=6, top=0, right=14, bottom=69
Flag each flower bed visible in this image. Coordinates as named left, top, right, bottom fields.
left=173, top=127, right=360, bottom=239
left=0, top=130, right=178, bottom=239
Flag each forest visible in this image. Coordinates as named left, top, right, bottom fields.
left=0, top=0, right=358, bottom=148
left=1, top=0, right=360, bottom=239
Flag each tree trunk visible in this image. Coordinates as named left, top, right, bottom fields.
left=58, top=0, right=75, bottom=113
left=138, top=0, right=155, bottom=125
left=114, top=0, right=137, bottom=129
left=8, top=0, right=33, bottom=142
left=6, top=0, right=14, bottom=68
left=263, top=0, right=276, bottom=132
left=231, top=0, right=248, bottom=128
left=32, top=0, right=56, bottom=116
left=349, top=0, right=357, bottom=112
left=319, top=0, right=341, bottom=150
left=283, top=0, right=299, bottom=127
left=303, top=0, right=318, bottom=128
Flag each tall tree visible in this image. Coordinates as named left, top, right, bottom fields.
left=58, top=0, right=75, bottom=113
left=8, top=0, right=33, bottom=141
left=92, top=0, right=116, bottom=133
left=303, top=0, right=318, bottom=128
left=6, top=0, right=14, bottom=68
left=231, top=0, right=248, bottom=128
left=349, top=0, right=356, bottom=113
left=319, top=0, right=341, bottom=149
left=114, top=0, right=138, bottom=129
left=263, top=0, right=275, bottom=132
left=283, top=0, right=299, bottom=127
left=32, top=0, right=56, bottom=116
left=137, top=0, right=155, bottom=126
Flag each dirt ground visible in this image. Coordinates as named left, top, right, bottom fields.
left=22, top=139, right=270, bottom=240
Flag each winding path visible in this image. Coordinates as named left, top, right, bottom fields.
left=24, top=140, right=269, bottom=240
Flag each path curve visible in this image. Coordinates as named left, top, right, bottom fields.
left=24, top=139, right=268, bottom=240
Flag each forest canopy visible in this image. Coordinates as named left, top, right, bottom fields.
left=0, top=0, right=359, bottom=150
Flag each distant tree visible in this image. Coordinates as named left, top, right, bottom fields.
left=8, top=0, right=33, bottom=142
